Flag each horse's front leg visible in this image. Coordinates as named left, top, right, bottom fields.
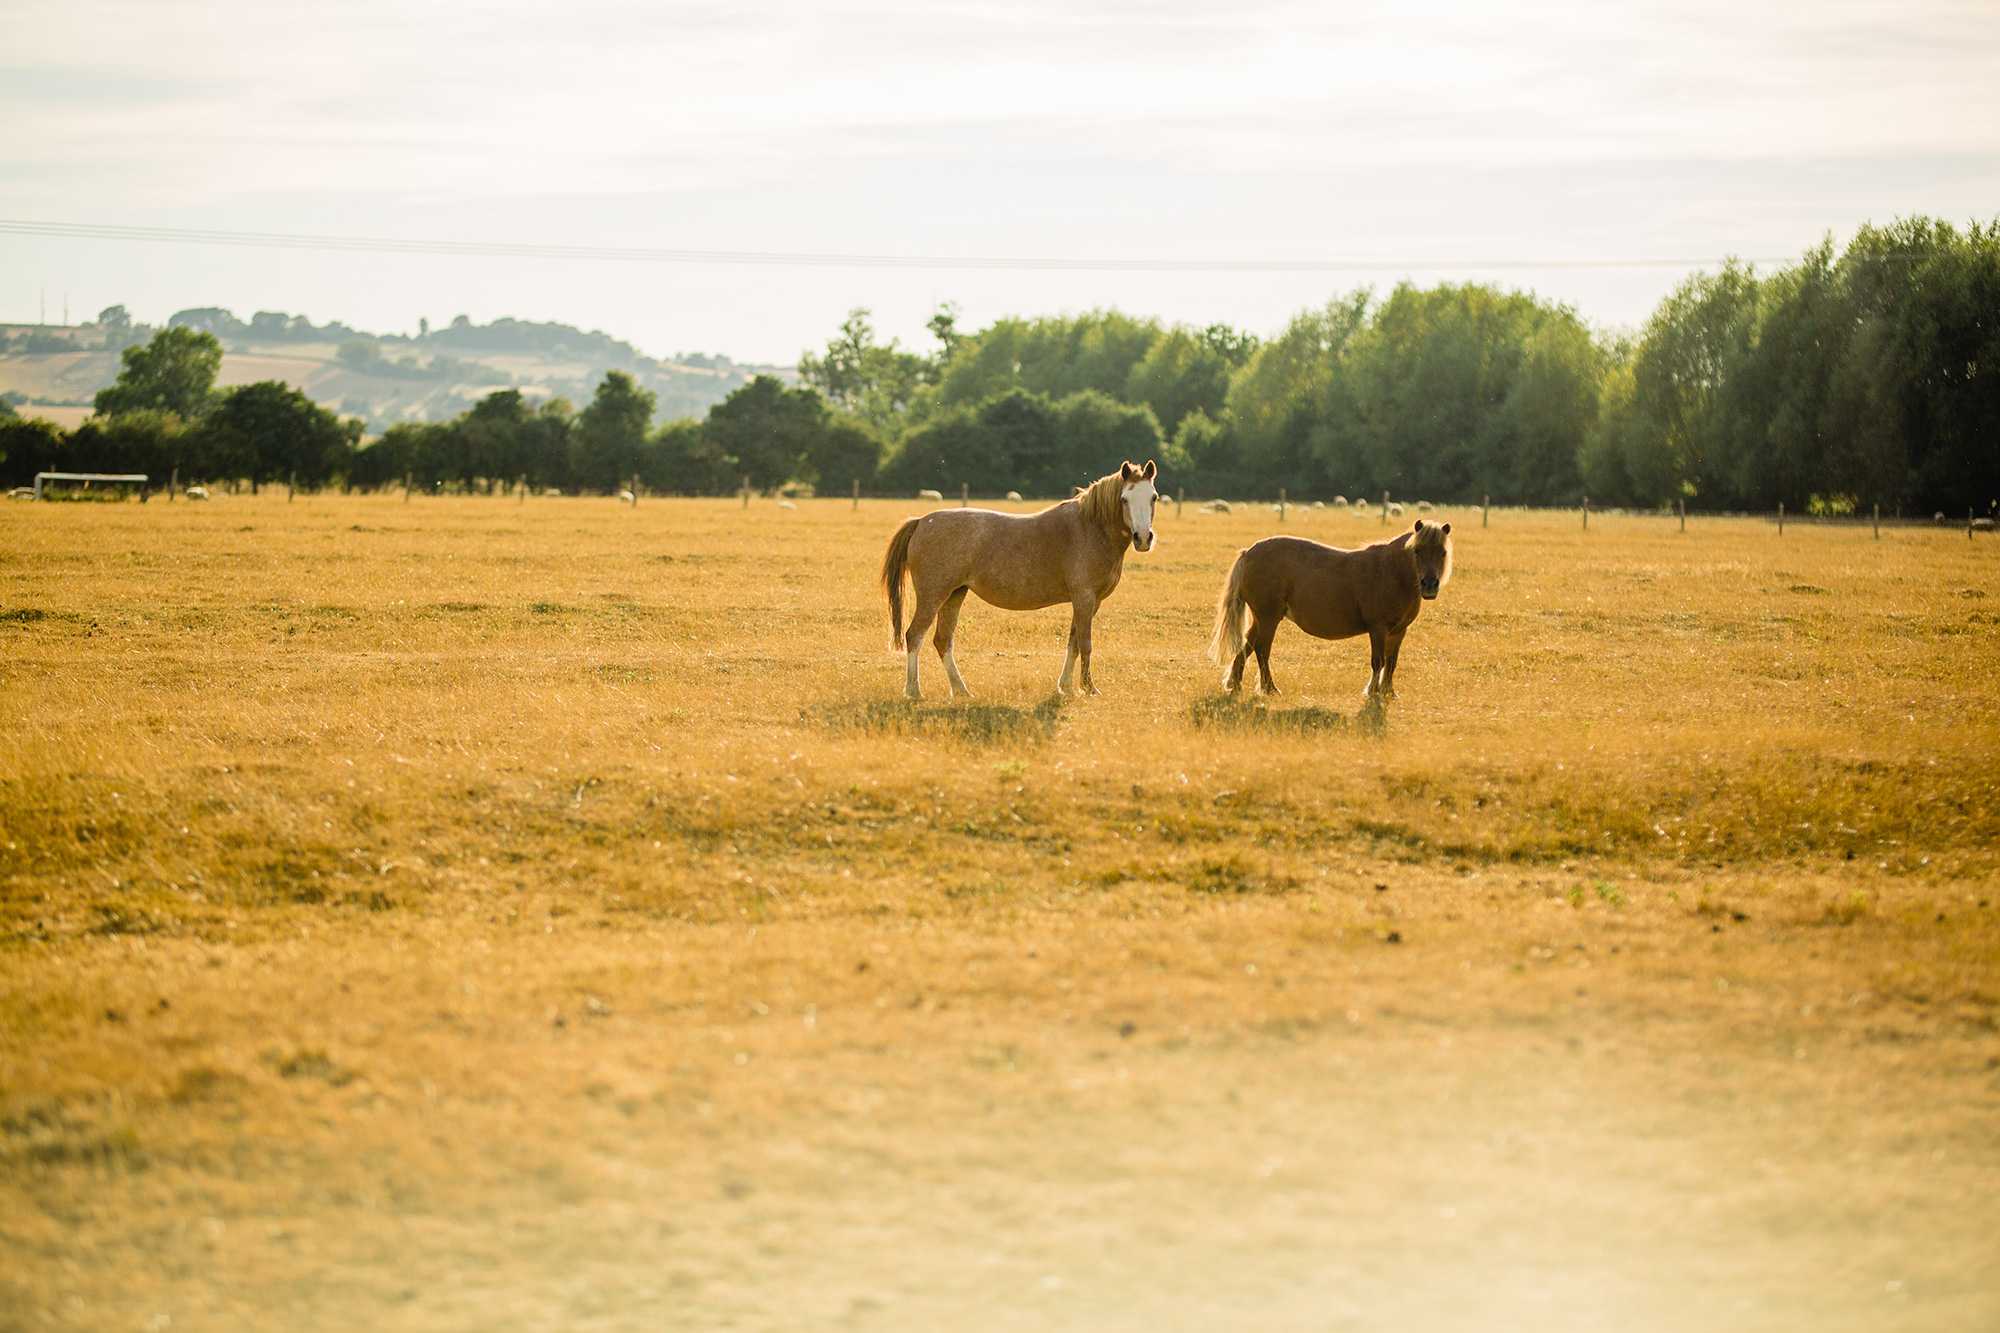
left=1377, top=627, right=1407, bottom=698
left=1363, top=627, right=1388, bottom=698
left=1057, top=594, right=1099, bottom=696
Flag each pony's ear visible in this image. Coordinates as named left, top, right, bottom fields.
left=1121, top=461, right=1138, bottom=479
left=1141, top=459, right=1157, bottom=479
left=1441, top=522, right=1451, bottom=536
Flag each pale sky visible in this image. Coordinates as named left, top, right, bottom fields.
left=3, top=0, right=1995, bottom=364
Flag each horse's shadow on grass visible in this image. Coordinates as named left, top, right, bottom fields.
left=1189, top=691, right=1387, bottom=738
left=807, top=694, right=1066, bottom=745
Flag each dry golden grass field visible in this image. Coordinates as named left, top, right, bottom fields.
left=2, top=490, right=1997, bottom=1332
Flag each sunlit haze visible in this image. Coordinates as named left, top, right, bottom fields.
left=3, top=0, right=1994, bottom=361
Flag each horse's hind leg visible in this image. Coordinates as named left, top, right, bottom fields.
left=902, top=587, right=946, bottom=700
left=933, top=586, right=974, bottom=697
left=1248, top=612, right=1281, bottom=694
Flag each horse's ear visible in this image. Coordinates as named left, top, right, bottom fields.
left=1441, top=522, right=1451, bottom=536
left=1121, top=461, right=1138, bottom=479
left=1142, top=459, right=1157, bottom=479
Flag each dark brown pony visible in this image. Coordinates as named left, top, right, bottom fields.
left=1209, top=520, right=1453, bottom=697
left=881, top=461, right=1158, bottom=699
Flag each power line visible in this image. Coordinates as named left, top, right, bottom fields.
left=0, top=217, right=1798, bottom=273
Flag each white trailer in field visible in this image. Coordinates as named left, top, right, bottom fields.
left=33, top=472, right=151, bottom=501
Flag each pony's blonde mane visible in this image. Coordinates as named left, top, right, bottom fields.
left=1410, top=519, right=1454, bottom=587
left=1075, top=471, right=1130, bottom=532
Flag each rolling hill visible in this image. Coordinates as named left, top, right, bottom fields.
left=0, top=311, right=794, bottom=431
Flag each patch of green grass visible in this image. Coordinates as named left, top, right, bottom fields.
left=1189, top=694, right=1357, bottom=736
left=808, top=695, right=1065, bottom=746
left=1182, top=854, right=1298, bottom=896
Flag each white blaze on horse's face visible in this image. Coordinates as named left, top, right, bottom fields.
left=1123, top=478, right=1157, bottom=551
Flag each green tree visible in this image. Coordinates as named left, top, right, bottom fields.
left=798, top=309, right=934, bottom=431
left=1124, top=326, right=1236, bottom=439
left=1224, top=291, right=1370, bottom=494
left=640, top=419, right=736, bottom=495
left=1621, top=262, right=1761, bottom=505
left=931, top=310, right=1164, bottom=411
left=1052, top=391, right=1164, bottom=494
left=202, top=381, right=358, bottom=487
left=701, top=375, right=835, bottom=492
left=570, top=370, right=656, bottom=493
left=93, top=326, right=224, bottom=420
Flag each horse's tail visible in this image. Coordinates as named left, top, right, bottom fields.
left=881, top=517, right=920, bottom=650
left=1208, top=549, right=1250, bottom=674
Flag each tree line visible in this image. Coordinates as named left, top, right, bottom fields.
left=4, top=215, right=1992, bottom=513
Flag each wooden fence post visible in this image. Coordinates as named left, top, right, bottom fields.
left=961, top=482, right=969, bottom=508
left=1582, top=495, right=1589, bottom=531
left=1278, top=488, right=1286, bottom=523
left=1873, top=503, right=1879, bottom=538
left=1679, top=498, right=1686, bottom=533
left=404, top=472, right=412, bottom=503
left=742, top=476, right=750, bottom=509
left=1176, top=487, right=1183, bottom=518
left=1381, top=490, right=1389, bottom=525
left=288, top=470, right=296, bottom=503
left=852, top=479, right=859, bottom=511
left=1482, top=494, right=1488, bottom=527
left=169, top=466, right=177, bottom=503
left=1778, top=501, right=1784, bottom=534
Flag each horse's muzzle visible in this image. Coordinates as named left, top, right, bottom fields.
left=1133, top=532, right=1155, bottom=552
left=1419, top=579, right=1439, bottom=599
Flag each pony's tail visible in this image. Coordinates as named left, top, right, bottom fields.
left=1208, top=550, right=1250, bottom=674
left=881, top=517, right=920, bottom=650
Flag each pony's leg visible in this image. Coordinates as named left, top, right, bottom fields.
left=902, top=591, right=945, bottom=700
left=1248, top=613, right=1281, bottom=694
left=1056, top=594, right=1099, bottom=696
left=1363, top=627, right=1388, bottom=697
left=1226, top=647, right=1249, bottom=693
left=933, top=587, right=974, bottom=697
left=1378, top=628, right=1408, bottom=698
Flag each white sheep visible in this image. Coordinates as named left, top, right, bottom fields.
left=1005, top=491, right=1023, bottom=502
left=919, top=489, right=945, bottom=501
left=778, top=500, right=797, bottom=510
left=185, top=486, right=210, bottom=501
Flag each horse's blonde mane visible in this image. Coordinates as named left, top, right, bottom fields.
left=1410, top=519, right=1454, bottom=587
left=1075, top=471, right=1129, bottom=531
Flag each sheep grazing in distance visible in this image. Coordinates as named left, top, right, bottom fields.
left=1416, top=500, right=1434, bottom=513
left=1006, top=491, right=1023, bottom=501
left=1201, top=499, right=1232, bottom=514
left=1388, top=502, right=1405, bottom=517
left=618, top=490, right=635, bottom=504
left=1332, top=496, right=1346, bottom=507
left=778, top=500, right=798, bottom=510
left=185, top=486, right=210, bottom=501
left=920, top=489, right=945, bottom=502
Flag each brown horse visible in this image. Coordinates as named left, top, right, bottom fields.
left=881, top=461, right=1158, bottom=699
left=1209, top=520, right=1453, bottom=698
